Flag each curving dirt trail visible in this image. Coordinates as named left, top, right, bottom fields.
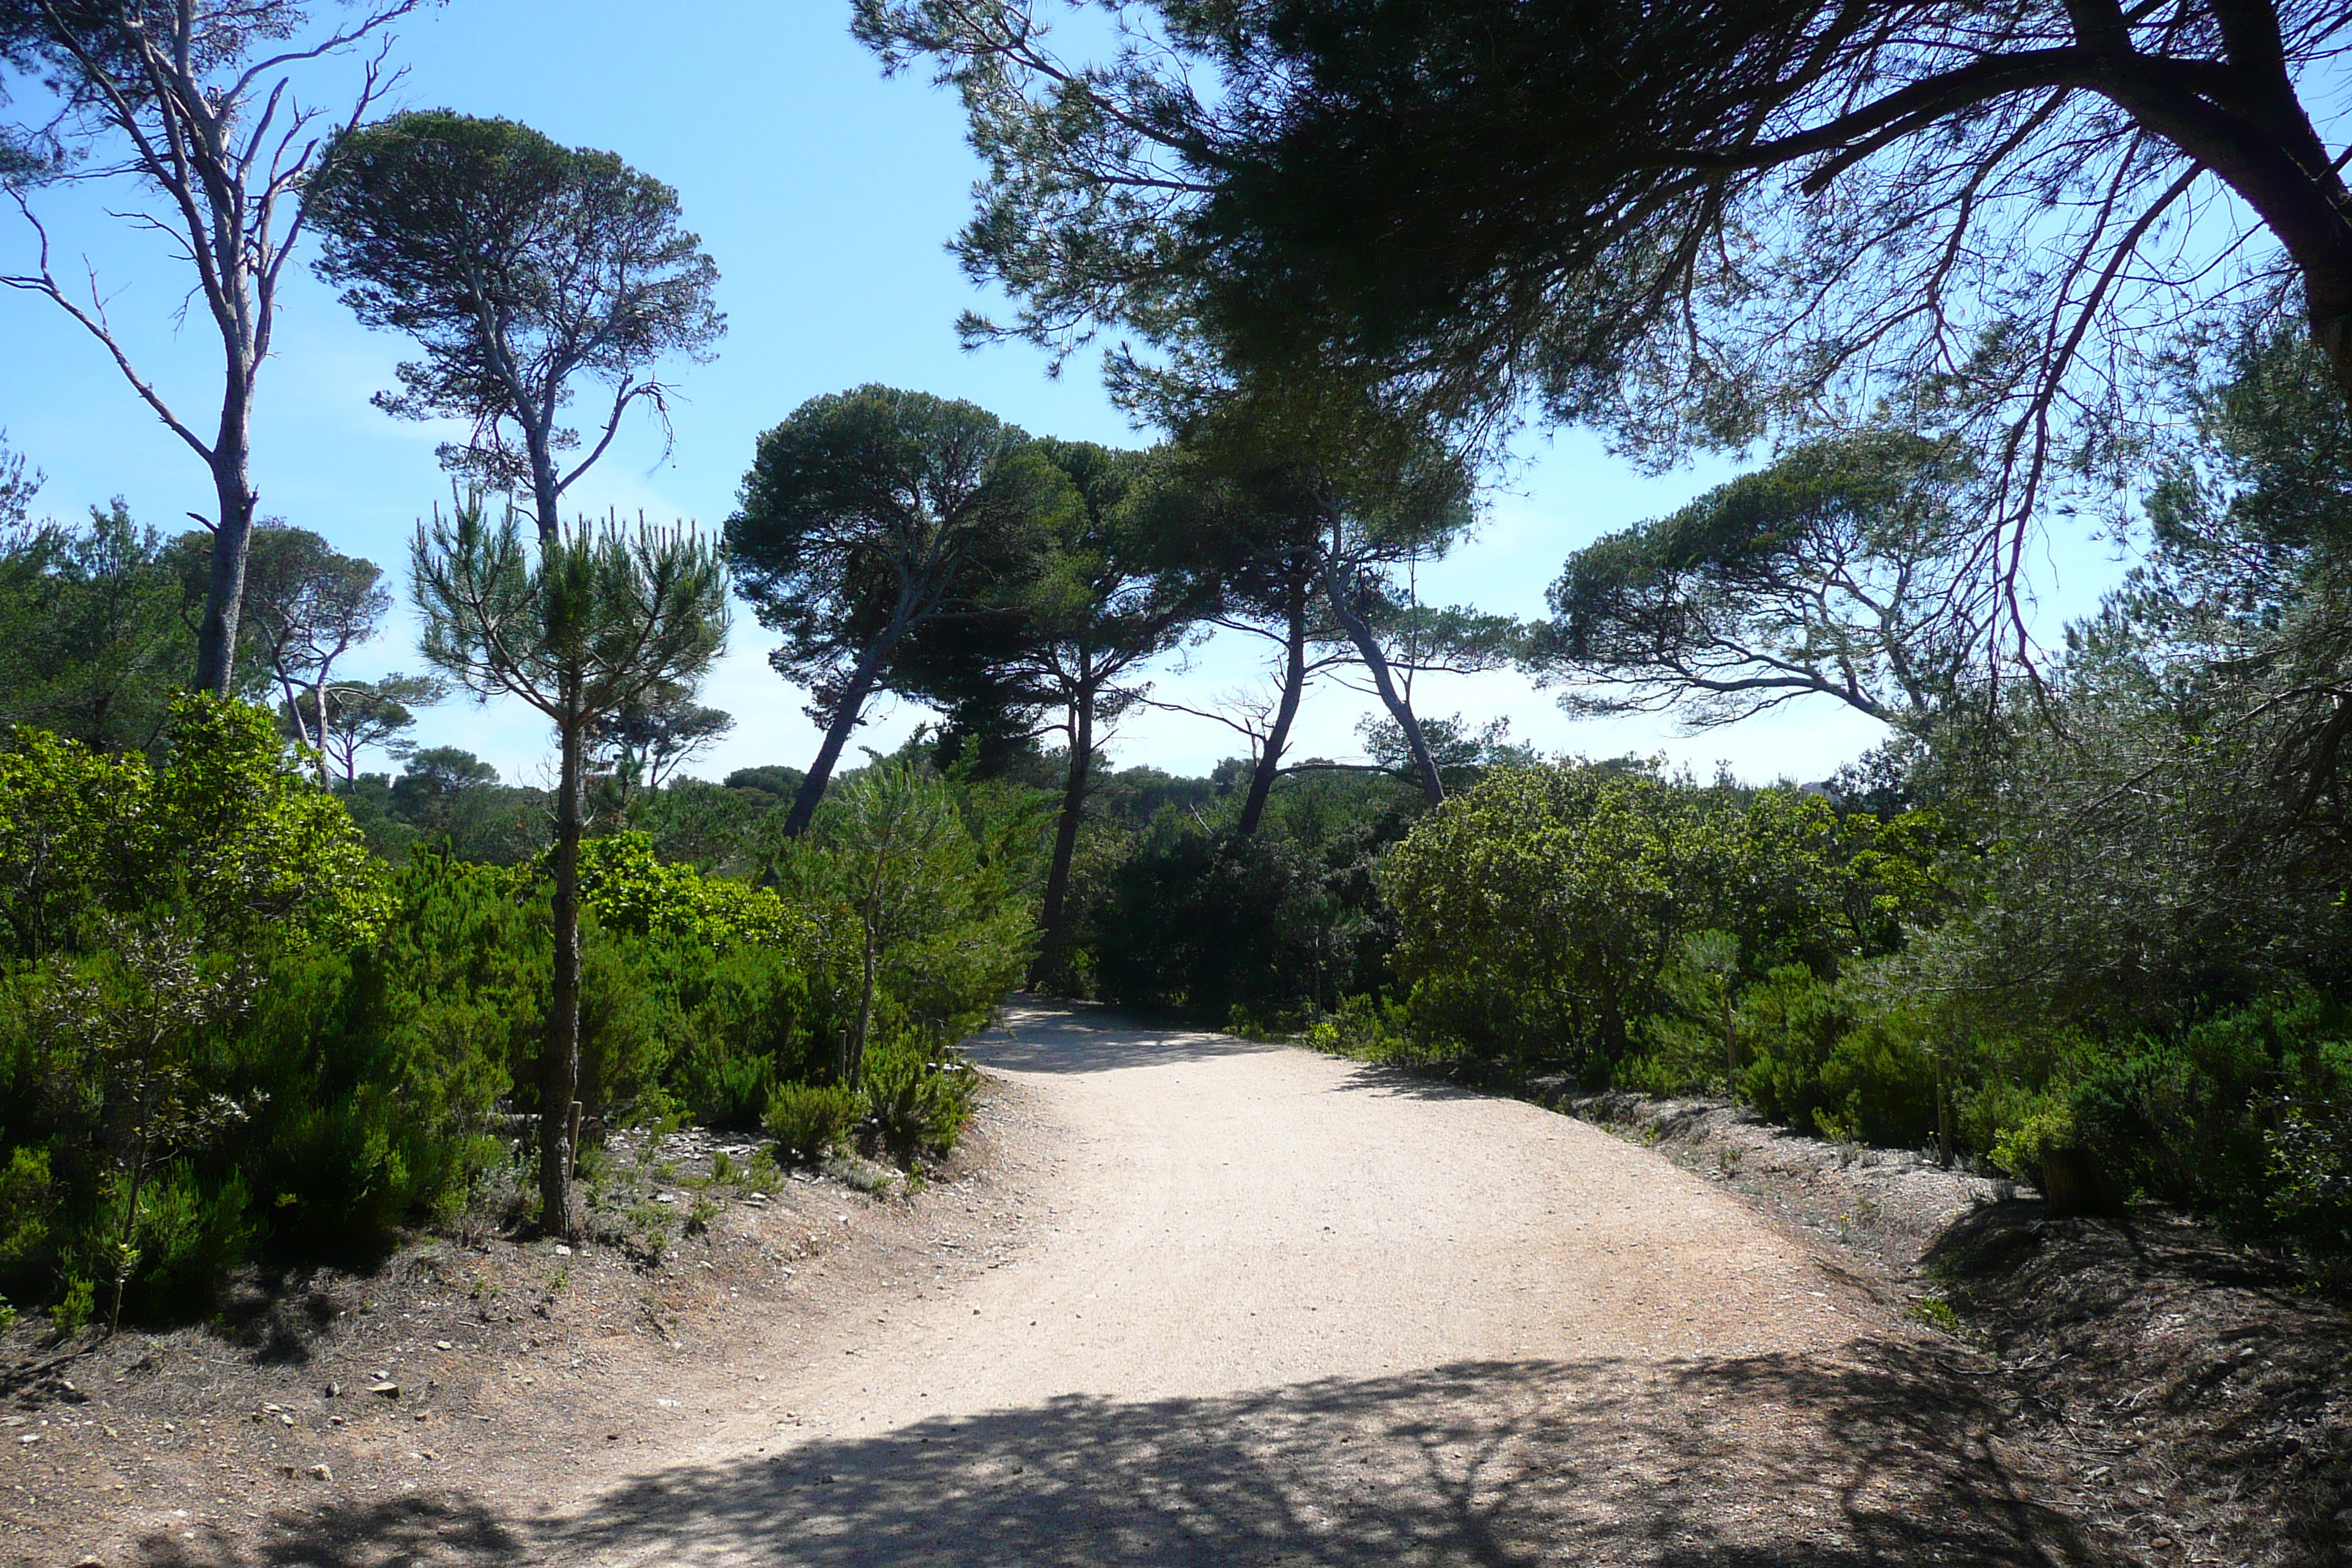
left=538, top=1000, right=2110, bottom=1568
left=100, top=999, right=2120, bottom=1567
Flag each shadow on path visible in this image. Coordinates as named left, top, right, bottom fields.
left=135, top=1343, right=2122, bottom=1568
left=970, top=998, right=1282, bottom=1077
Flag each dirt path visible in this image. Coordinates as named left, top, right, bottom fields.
left=80, top=1000, right=2119, bottom=1567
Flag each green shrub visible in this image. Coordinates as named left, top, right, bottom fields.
left=90, top=1164, right=256, bottom=1322
left=763, top=1082, right=861, bottom=1164
left=1380, top=764, right=1915, bottom=1077
left=2269, top=1107, right=2352, bottom=1257
left=863, top=1027, right=978, bottom=1158
left=1817, top=1006, right=1939, bottom=1146
left=1303, top=994, right=1423, bottom=1063
left=656, top=944, right=818, bottom=1127
left=576, top=829, right=810, bottom=950
left=0, top=712, right=1017, bottom=1318
left=1093, top=827, right=1361, bottom=1024
left=52, top=1278, right=92, bottom=1336
left=1736, top=965, right=1854, bottom=1133
left=0, top=1146, right=52, bottom=1282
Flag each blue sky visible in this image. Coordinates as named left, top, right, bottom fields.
left=0, top=1, right=2132, bottom=788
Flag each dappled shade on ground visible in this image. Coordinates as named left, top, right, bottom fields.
left=967, top=1003, right=1284, bottom=1076
left=136, top=1343, right=2114, bottom=1568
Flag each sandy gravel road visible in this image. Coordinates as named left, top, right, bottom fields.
left=527, top=1000, right=2106, bottom=1568
left=121, top=1000, right=2115, bottom=1568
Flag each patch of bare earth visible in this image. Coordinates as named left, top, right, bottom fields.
left=0, top=1079, right=1055, bottom=1568
left=1564, top=1088, right=2352, bottom=1568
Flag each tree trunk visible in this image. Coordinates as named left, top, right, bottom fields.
left=1722, top=990, right=1738, bottom=1086
left=783, top=627, right=904, bottom=840
left=1238, top=578, right=1309, bottom=837
left=540, top=696, right=587, bottom=1239
left=1934, top=1050, right=1956, bottom=1170
left=1033, top=690, right=1094, bottom=987
left=306, top=676, right=334, bottom=788
left=848, top=884, right=881, bottom=1089
left=525, top=422, right=563, bottom=546
left=192, top=430, right=257, bottom=696
left=1323, top=549, right=1444, bottom=807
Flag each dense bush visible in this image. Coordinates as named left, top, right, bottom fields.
left=1379, top=761, right=1924, bottom=1081
left=0, top=706, right=1030, bottom=1320
left=1074, top=768, right=1411, bottom=1030
left=0, top=698, right=425, bottom=1319
left=862, top=1024, right=981, bottom=1158
left=1347, top=727, right=2352, bottom=1264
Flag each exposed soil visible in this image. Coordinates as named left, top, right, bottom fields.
left=1553, top=1089, right=2023, bottom=1275
left=1561, top=1087, right=2352, bottom=1568
left=0, top=1079, right=1060, bottom=1567
left=1, top=1002, right=2337, bottom=1567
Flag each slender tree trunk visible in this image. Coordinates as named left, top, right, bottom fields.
left=1239, top=578, right=1311, bottom=837
left=1323, top=549, right=1444, bottom=807
left=1033, top=690, right=1095, bottom=987
left=110, top=1104, right=154, bottom=1335
left=525, top=423, right=563, bottom=546
left=784, top=627, right=905, bottom=840
left=192, top=407, right=258, bottom=695
left=306, top=676, right=334, bottom=787
left=1934, top=1049, right=1956, bottom=1169
left=848, top=883, right=881, bottom=1089
left=541, top=696, right=587, bottom=1239
left=1722, top=990, right=1738, bottom=1086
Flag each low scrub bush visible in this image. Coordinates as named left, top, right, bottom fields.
left=0, top=712, right=1032, bottom=1320
left=1302, top=994, right=1427, bottom=1064
left=1735, top=965, right=1855, bottom=1135
left=763, top=1082, right=861, bottom=1164
left=862, top=1027, right=979, bottom=1158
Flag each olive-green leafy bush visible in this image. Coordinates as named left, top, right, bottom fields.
left=862, top=1025, right=980, bottom=1157
left=762, top=1082, right=861, bottom=1164
left=1379, top=761, right=1927, bottom=1079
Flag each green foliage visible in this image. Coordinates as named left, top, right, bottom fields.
left=862, top=1025, right=979, bottom=1158
left=763, top=1082, right=861, bottom=1165
left=1910, top=1296, right=1962, bottom=1335
left=344, top=747, right=549, bottom=867
left=52, top=1278, right=93, bottom=1337
left=1302, top=993, right=1425, bottom=1064
left=1381, top=761, right=1910, bottom=1077
left=644, top=943, right=819, bottom=1128
left=309, top=110, right=723, bottom=513
left=0, top=696, right=391, bottom=961
left=1733, top=965, right=1854, bottom=1135
left=1813, top=992, right=1939, bottom=1148
left=1077, top=765, right=1412, bottom=1027
left=785, top=762, right=1033, bottom=1085
left=0, top=708, right=480, bottom=1316
left=1535, top=431, right=1991, bottom=726
left=576, top=830, right=808, bottom=951
left=725, top=385, right=1078, bottom=832
left=0, top=503, right=224, bottom=755
left=0, top=1146, right=51, bottom=1283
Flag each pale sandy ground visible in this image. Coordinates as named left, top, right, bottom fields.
left=535, top=1000, right=2108, bottom=1568
left=42, top=1000, right=2117, bottom=1567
